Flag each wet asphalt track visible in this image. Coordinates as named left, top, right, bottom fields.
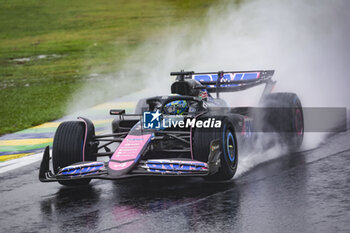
left=1, top=129, right=350, bottom=233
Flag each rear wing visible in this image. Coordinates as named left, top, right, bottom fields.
left=170, top=70, right=275, bottom=97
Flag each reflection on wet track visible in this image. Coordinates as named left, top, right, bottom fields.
left=1, top=130, right=350, bottom=232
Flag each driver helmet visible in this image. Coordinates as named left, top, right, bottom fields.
left=165, top=100, right=188, bottom=115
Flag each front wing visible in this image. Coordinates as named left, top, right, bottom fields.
left=39, top=146, right=211, bottom=182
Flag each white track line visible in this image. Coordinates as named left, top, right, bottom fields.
left=0, top=152, right=43, bottom=174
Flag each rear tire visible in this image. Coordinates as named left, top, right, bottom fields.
left=52, top=121, right=96, bottom=186
left=260, top=92, right=304, bottom=151
left=193, top=118, right=238, bottom=180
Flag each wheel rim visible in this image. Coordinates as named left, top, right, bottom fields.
left=226, top=131, right=236, bottom=164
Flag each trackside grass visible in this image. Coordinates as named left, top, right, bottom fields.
left=0, top=0, right=220, bottom=135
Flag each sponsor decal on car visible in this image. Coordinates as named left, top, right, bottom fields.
left=141, top=159, right=209, bottom=174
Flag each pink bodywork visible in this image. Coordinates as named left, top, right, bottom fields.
left=109, top=134, right=153, bottom=171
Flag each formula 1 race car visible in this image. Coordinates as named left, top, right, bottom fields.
left=39, top=70, right=304, bottom=186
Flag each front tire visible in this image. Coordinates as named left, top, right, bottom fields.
left=52, top=121, right=96, bottom=186
left=193, top=118, right=238, bottom=180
